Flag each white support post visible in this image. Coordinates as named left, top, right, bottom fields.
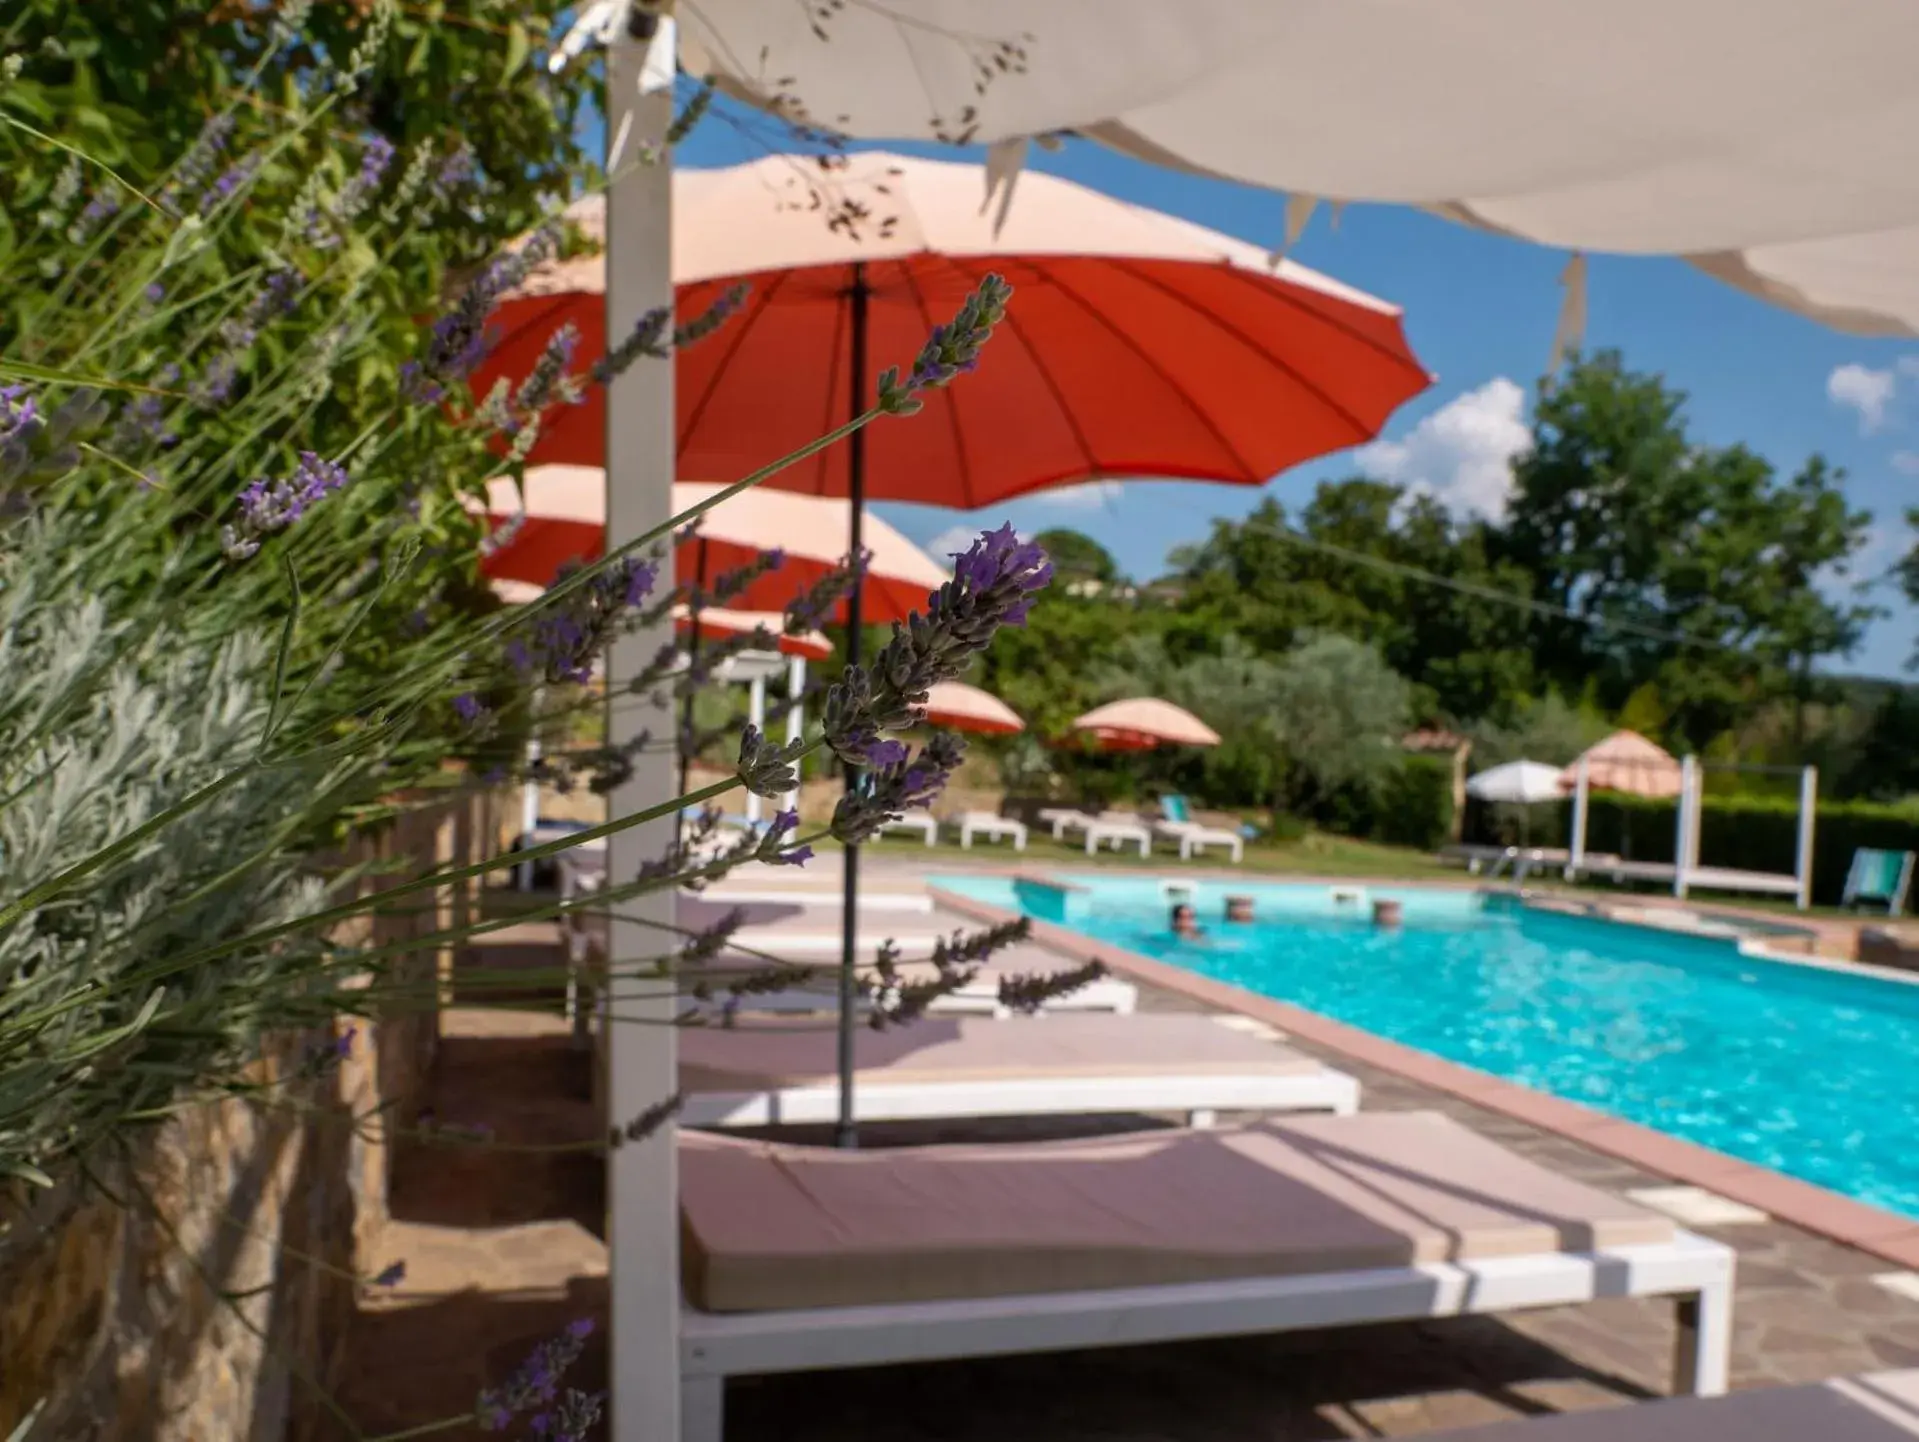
left=1566, top=756, right=1590, bottom=879
left=744, top=673, right=767, bottom=824
left=1674, top=755, right=1696, bottom=899
left=605, top=23, right=680, bottom=1442
left=780, top=655, right=805, bottom=817
left=1795, top=765, right=1818, bottom=912
left=517, top=683, right=546, bottom=891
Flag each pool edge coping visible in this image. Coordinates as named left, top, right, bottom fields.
left=927, top=883, right=1919, bottom=1271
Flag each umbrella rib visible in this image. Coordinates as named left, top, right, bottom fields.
left=1037, top=265, right=1263, bottom=482
left=1105, top=257, right=1420, bottom=439
left=680, top=267, right=797, bottom=470
left=1101, top=256, right=1375, bottom=441
left=900, top=255, right=982, bottom=507
left=982, top=266, right=1105, bottom=494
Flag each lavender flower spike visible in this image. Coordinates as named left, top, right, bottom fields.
left=220, top=452, right=351, bottom=560
left=476, top=1319, right=595, bottom=1432
left=876, top=273, right=1012, bottom=415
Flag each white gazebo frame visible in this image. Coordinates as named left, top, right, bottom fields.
left=1565, top=755, right=1817, bottom=911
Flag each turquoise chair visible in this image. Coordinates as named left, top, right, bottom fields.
left=1159, top=794, right=1192, bottom=825
left=1843, top=848, right=1916, bottom=915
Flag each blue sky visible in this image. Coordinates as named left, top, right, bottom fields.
left=653, top=98, right=1919, bottom=679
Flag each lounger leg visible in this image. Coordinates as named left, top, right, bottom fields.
left=681, top=1373, right=724, bottom=1442
left=1672, top=1284, right=1732, bottom=1397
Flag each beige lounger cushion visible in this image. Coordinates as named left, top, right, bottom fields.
left=680, top=1110, right=1675, bottom=1313
left=677, top=1012, right=1319, bottom=1093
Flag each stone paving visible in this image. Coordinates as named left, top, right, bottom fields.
left=320, top=900, right=1919, bottom=1441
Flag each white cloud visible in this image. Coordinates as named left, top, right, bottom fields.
left=1828, top=363, right=1898, bottom=432
left=924, top=524, right=980, bottom=560
left=1893, top=451, right=1919, bottom=477
left=1030, top=479, right=1123, bottom=511
left=1351, top=377, right=1531, bottom=518
left=923, top=522, right=1029, bottom=560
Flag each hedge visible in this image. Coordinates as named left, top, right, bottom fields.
left=1464, top=793, right=1919, bottom=906
left=1369, top=754, right=1457, bottom=851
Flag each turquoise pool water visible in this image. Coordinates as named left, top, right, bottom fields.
left=934, top=872, right=1919, bottom=1218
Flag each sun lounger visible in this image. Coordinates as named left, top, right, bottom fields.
left=677, top=1011, right=1360, bottom=1127
left=959, top=811, right=1027, bottom=850
left=880, top=809, right=940, bottom=846
left=565, top=896, right=1142, bottom=1020
left=678, top=955, right=1141, bottom=1020
left=677, top=1110, right=1735, bottom=1442
left=1845, top=848, right=1917, bottom=916
left=1152, top=819, right=1244, bottom=862
left=1084, top=816, right=1151, bottom=857
left=1037, top=806, right=1096, bottom=840
left=1423, top=1370, right=1919, bottom=1440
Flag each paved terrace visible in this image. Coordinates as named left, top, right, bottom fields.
left=325, top=858, right=1919, bottom=1440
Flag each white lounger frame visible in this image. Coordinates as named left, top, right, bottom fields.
left=679, top=1230, right=1734, bottom=1442
left=679, top=1062, right=1360, bottom=1129
left=1154, top=821, right=1244, bottom=862
left=1084, top=820, right=1151, bottom=856
left=960, top=813, right=1028, bottom=850
left=677, top=972, right=1141, bottom=1021
left=880, top=810, right=940, bottom=846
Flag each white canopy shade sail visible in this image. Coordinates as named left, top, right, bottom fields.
left=1465, top=761, right=1567, bottom=806
left=684, top=1, right=1919, bottom=336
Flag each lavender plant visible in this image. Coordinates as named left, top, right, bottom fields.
left=0, top=14, right=1101, bottom=1435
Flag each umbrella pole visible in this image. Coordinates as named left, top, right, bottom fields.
left=836, top=261, right=870, bottom=1150
left=676, top=537, right=709, bottom=801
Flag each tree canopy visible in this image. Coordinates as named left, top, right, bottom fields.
left=972, top=351, right=1900, bottom=821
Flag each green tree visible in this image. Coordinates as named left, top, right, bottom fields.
left=1502, top=352, right=1875, bottom=746
left=1165, top=485, right=1536, bottom=723
left=1265, top=632, right=1411, bottom=811
left=1033, top=527, right=1121, bottom=587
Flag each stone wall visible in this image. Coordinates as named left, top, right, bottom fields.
left=0, top=785, right=499, bottom=1442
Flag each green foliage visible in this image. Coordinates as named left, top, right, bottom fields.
left=1033, top=526, right=1121, bottom=586
left=1503, top=351, right=1877, bottom=747
left=0, top=538, right=348, bottom=1182
left=1264, top=632, right=1411, bottom=809
left=1371, top=753, right=1456, bottom=850
left=1470, top=691, right=1611, bottom=768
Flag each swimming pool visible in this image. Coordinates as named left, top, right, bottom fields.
left=934, top=872, right=1919, bottom=1219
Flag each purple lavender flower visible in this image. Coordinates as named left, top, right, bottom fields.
left=588, top=284, right=747, bottom=387
left=0, top=385, right=37, bottom=441
left=312, top=135, right=396, bottom=248
left=476, top=1320, right=595, bottom=1432
left=200, top=152, right=262, bottom=210
left=453, top=693, right=487, bottom=725
left=831, top=732, right=965, bottom=844
left=431, top=140, right=479, bottom=202
left=220, top=451, right=351, bottom=560
left=509, top=322, right=580, bottom=424
left=679, top=906, right=746, bottom=967
left=949, top=522, right=1054, bottom=624
left=530, top=1389, right=605, bottom=1442
left=506, top=555, right=657, bottom=685
left=785, top=547, right=869, bottom=634
left=409, top=226, right=558, bottom=401
left=113, top=393, right=178, bottom=451
left=877, top=273, right=1011, bottom=414
left=856, top=736, right=909, bottom=768
left=68, top=188, right=121, bottom=244
left=737, top=724, right=800, bottom=798
left=143, top=282, right=165, bottom=304
left=158, top=113, right=236, bottom=213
